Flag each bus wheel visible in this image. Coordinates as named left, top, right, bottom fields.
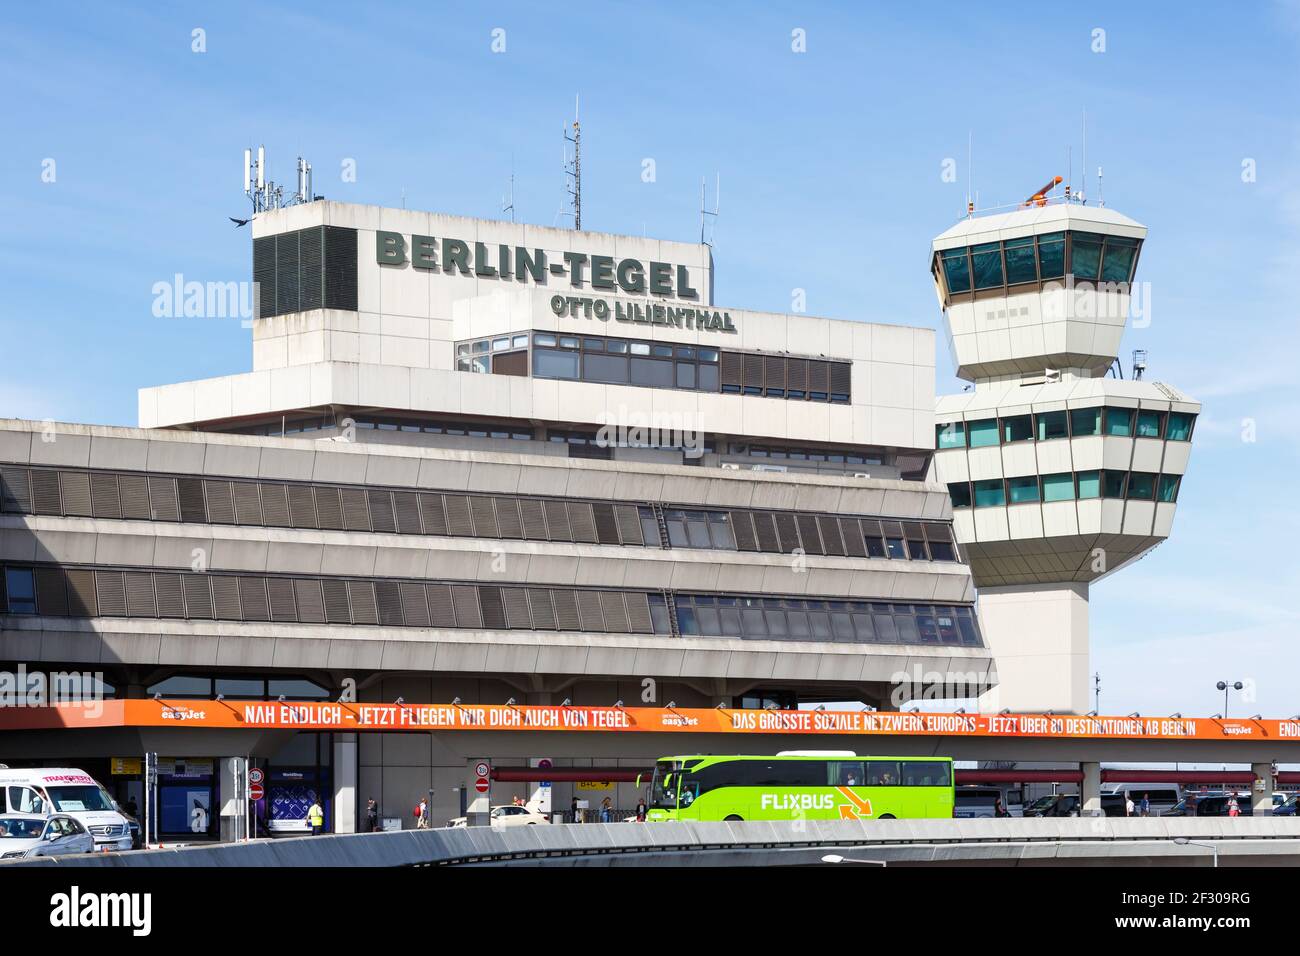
left=879, top=814, right=896, bottom=819
left=724, top=815, right=744, bottom=822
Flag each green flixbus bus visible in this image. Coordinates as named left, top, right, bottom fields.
left=641, top=752, right=955, bottom=822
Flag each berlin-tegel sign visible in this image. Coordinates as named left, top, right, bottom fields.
left=4, top=700, right=1300, bottom=742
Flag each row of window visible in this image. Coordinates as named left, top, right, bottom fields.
left=679, top=759, right=952, bottom=791
left=672, top=594, right=982, bottom=647
left=231, top=416, right=535, bottom=441
left=0, top=565, right=983, bottom=648
left=0, top=465, right=958, bottom=562
left=935, top=230, right=1141, bottom=298
left=948, top=470, right=1182, bottom=508
left=937, top=407, right=1195, bottom=449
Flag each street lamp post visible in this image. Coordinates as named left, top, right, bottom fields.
left=1173, top=837, right=1219, bottom=868
left=1215, top=681, right=1243, bottom=718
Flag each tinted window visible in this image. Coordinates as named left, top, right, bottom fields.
left=4, top=567, right=36, bottom=614
left=901, top=761, right=950, bottom=786
left=583, top=353, right=629, bottom=384
left=533, top=349, right=579, bottom=379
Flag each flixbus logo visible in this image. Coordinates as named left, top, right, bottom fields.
left=761, top=793, right=833, bottom=812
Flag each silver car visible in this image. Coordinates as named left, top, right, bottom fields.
left=0, top=814, right=96, bottom=860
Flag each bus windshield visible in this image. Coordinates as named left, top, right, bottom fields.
left=47, top=785, right=115, bottom=813
left=649, top=761, right=681, bottom=810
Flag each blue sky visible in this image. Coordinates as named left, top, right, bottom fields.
left=2, top=1, right=1298, bottom=717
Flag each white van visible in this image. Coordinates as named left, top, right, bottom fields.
left=1100, top=783, right=1182, bottom=815
left=0, top=768, right=132, bottom=851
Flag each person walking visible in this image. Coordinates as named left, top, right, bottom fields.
left=307, top=796, right=325, bottom=836
left=1138, top=793, right=1150, bottom=818
left=993, top=797, right=1010, bottom=818
left=415, top=797, right=429, bottom=829
left=635, top=796, right=648, bottom=822
left=570, top=795, right=580, bottom=824
left=1228, top=795, right=1241, bottom=818
left=365, top=798, right=379, bottom=832
left=599, top=796, right=614, bottom=823
left=1125, top=795, right=1135, bottom=817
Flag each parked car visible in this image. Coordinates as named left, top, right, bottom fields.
left=1162, top=793, right=1254, bottom=817
left=1023, top=793, right=1081, bottom=817
left=1273, top=795, right=1297, bottom=817
left=952, top=786, right=1025, bottom=818
left=0, top=813, right=96, bottom=859
left=447, top=805, right=551, bottom=828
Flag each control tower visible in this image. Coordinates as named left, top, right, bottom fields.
left=930, top=190, right=1199, bottom=714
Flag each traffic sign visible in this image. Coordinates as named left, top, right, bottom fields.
left=248, top=782, right=265, bottom=801
left=474, top=761, right=490, bottom=778
left=474, top=778, right=489, bottom=794
left=248, top=767, right=264, bottom=785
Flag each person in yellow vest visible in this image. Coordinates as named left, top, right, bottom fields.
left=307, top=797, right=325, bottom=836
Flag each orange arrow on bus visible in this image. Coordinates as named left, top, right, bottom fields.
left=835, top=787, right=873, bottom=819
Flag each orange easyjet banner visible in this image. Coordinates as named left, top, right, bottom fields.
left=3, top=699, right=1300, bottom=743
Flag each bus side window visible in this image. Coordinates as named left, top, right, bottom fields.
left=867, top=761, right=900, bottom=786
left=834, top=761, right=864, bottom=786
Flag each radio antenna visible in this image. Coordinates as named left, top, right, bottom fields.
left=562, top=95, right=582, bottom=230
left=237, top=144, right=319, bottom=224
left=700, top=173, right=720, bottom=246
left=502, top=155, right=515, bottom=223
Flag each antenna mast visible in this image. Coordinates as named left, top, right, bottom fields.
left=563, top=96, right=582, bottom=230
left=700, top=174, right=720, bottom=246
left=242, top=144, right=319, bottom=216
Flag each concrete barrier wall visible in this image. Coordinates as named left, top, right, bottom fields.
left=8, top=818, right=1300, bottom=868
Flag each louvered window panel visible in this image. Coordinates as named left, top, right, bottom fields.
left=494, top=497, right=523, bottom=538
left=426, top=584, right=456, bottom=627
left=820, top=515, right=848, bottom=555
left=399, top=582, right=430, bottom=627
left=450, top=585, right=482, bottom=627
left=181, top=574, right=213, bottom=619
left=478, top=586, right=507, bottom=629
left=322, top=580, right=351, bottom=623
left=787, top=358, right=808, bottom=392
left=764, top=355, right=785, bottom=391
left=124, top=572, right=156, bottom=617
left=267, top=577, right=298, bottom=622
left=60, top=472, right=92, bottom=516
left=392, top=492, right=422, bottom=534
left=287, top=485, right=317, bottom=528
left=468, top=496, right=498, bottom=537
left=528, top=589, right=557, bottom=629
left=1, top=466, right=32, bottom=513
left=323, top=226, right=359, bottom=310
left=830, top=361, right=852, bottom=396
left=118, top=473, right=151, bottom=520
left=232, top=482, right=263, bottom=525
left=614, top=505, right=644, bottom=546
left=419, top=494, right=447, bottom=535
left=841, top=518, right=867, bottom=557
left=576, top=590, right=605, bottom=631
left=253, top=235, right=276, bottom=318
left=774, top=513, right=800, bottom=553
left=730, top=511, right=758, bottom=551
left=299, top=225, right=324, bottom=311
left=261, top=483, right=291, bottom=527
left=176, top=477, right=206, bottom=522
left=368, top=490, right=397, bottom=533
left=625, top=593, right=653, bottom=633
left=154, top=573, right=185, bottom=618
left=501, top=587, right=532, bottom=628
left=89, top=473, right=121, bottom=518
left=543, top=500, right=570, bottom=540
left=275, top=228, right=300, bottom=314
left=95, top=571, right=127, bottom=617
left=340, top=488, right=371, bottom=531
left=568, top=502, right=598, bottom=543
left=375, top=581, right=404, bottom=626
left=808, top=360, right=831, bottom=394
left=348, top=581, right=379, bottom=625
left=443, top=495, right=473, bottom=536
left=238, top=577, right=270, bottom=621
left=294, top=580, right=325, bottom=623
left=30, top=469, right=61, bottom=514
left=35, top=568, right=68, bottom=616
left=752, top=512, right=779, bottom=552
left=796, top=514, right=824, bottom=554
left=552, top=590, right=581, bottom=631
left=600, top=592, right=630, bottom=633
left=149, top=477, right=180, bottom=522
left=720, top=351, right=743, bottom=388
left=742, top=353, right=764, bottom=390
left=211, top=576, right=242, bottom=620
left=66, top=570, right=97, bottom=616
left=519, top=499, right=548, bottom=539
left=204, top=480, right=235, bottom=524
left=314, top=486, right=344, bottom=530
left=591, top=503, right=619, bottom=544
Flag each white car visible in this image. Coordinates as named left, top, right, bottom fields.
left=447, top=805, right=551, bottom=828
left=0, top=813, right=96, bottom=860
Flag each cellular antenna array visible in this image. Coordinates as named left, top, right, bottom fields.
left=241, top=145, right=321, bottom=219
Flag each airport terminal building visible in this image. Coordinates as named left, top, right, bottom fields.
left=0, top=201, right=989, bottom=834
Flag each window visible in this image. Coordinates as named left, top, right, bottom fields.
left=1070, top=406, right=1101, bottom=437
left=948, top=482, right=972, bottom=508
left=4, top=567, right=36, bottom=614
left=1041, top=473, right=1075, bottom=502
left=970, top=242, right=1004, bottom=289
left=1007, top=475, right=1040, bottom=504
left=1036, top=410, right=1068, bottom=441
left=1136, top=410, right=1164, bottom=438
left=1166, top=412, right=1194, bottom=441
left=1037, top=232, right=1066, bottom=279
left=865, top=535, right=886, bottom=558
left=1157, top=474, right=1181, bottom=503
left=1104, top=407, right=1134, bottom=437
left=533, top=349, right=579, bottom=379
left=973, top=479, right=1005, bottom=508
left=1100, top=235, right=1138, bottom=283
left=1002, top=415, right=1033, bottom=443
left=967, top=419, right=999, bottom=448
left=1071, top=232, right=1103, bottom=280
left=936, top=421, right=966, bottom=449
left=630, top=357, right=674, bottom=387
left=1102, top=470, right=1128, bottom=498
left=582, top=353, right=629, bottom=384
left=929, top=540, right=957, bottom=561
left=884, top=536, right=906, bottom=559
left=941, top=248, right=971, bottom=293
left=1003, top=237, right=1037, bottom=284
left=1076, top=470, right=1101, bottom=499
left=1127, top=473, right=1156, bottom=500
